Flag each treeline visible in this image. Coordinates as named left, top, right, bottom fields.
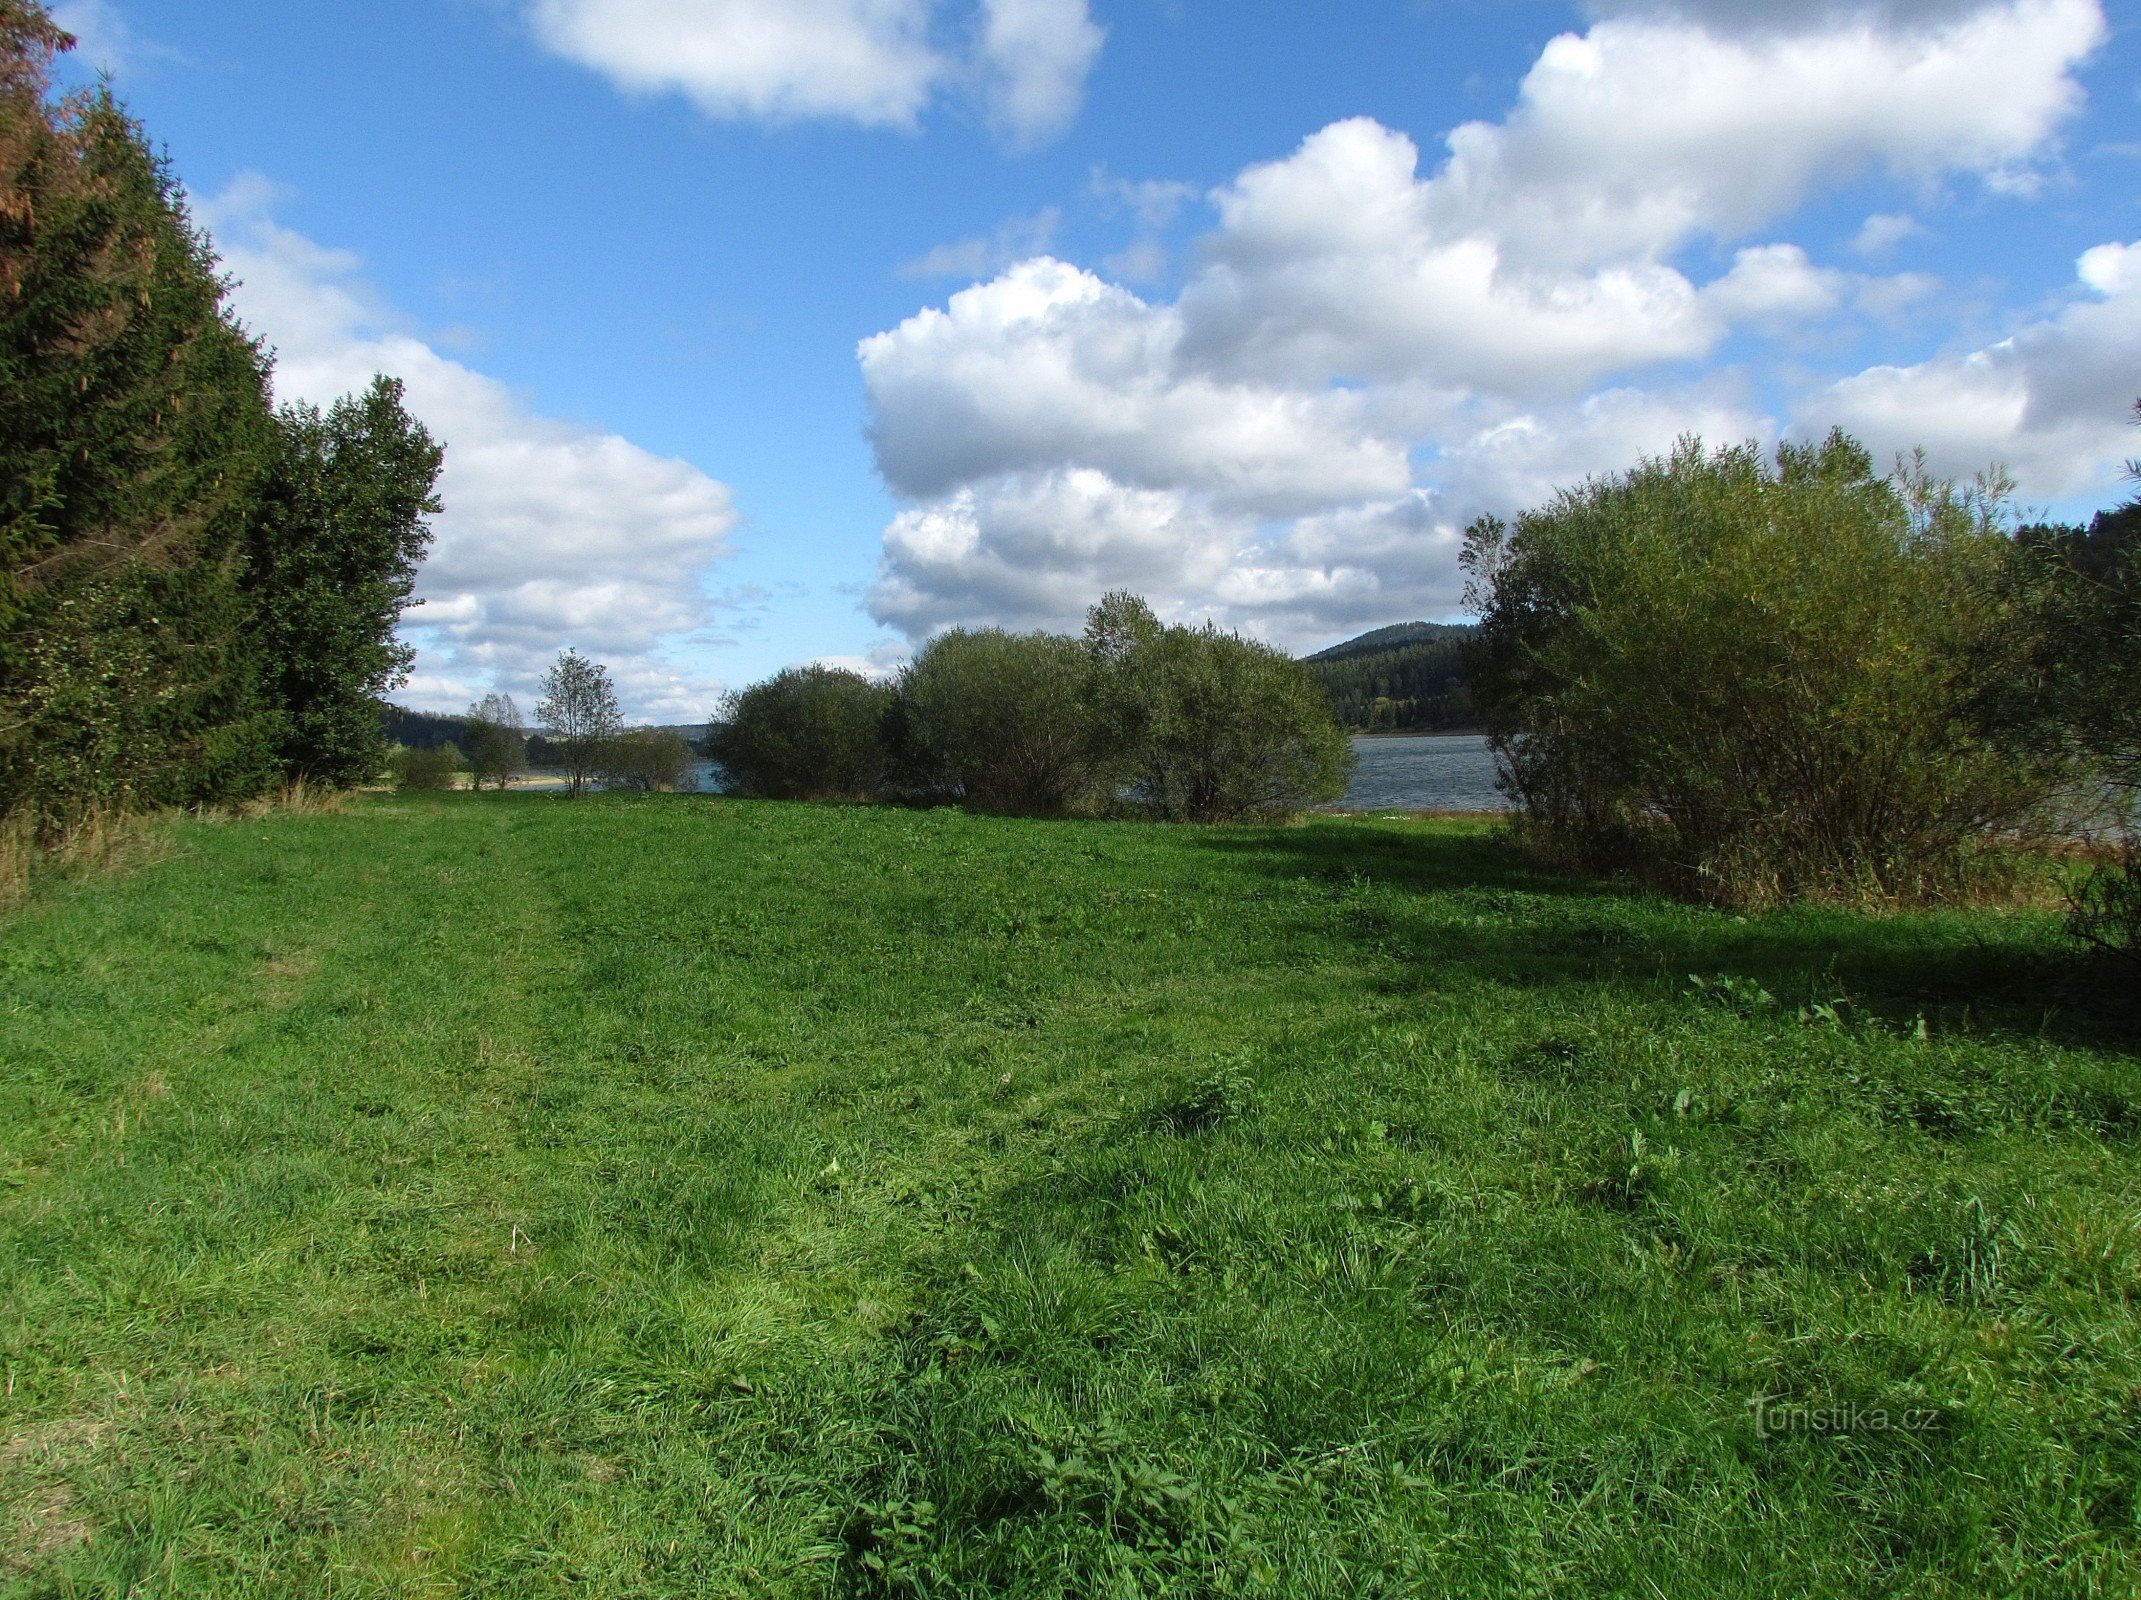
left=0, top=5, right=440, bottom=827
left=1464, top=427, right=2139, bottom=958
left=709, top=594, right=1352, bottom=823
left=1304, top=623, right=1478, bottom=731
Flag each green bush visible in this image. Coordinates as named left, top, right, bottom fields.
left=894, top=629, right=1098, bottom=815
left=603, top=727, right=695, bottom=793
left=708, top=666, right=891, bottom=801
left=1086, top=594, right=1353, bottom=823
left=1462, top=432, right=2052, bottom=905
left=389, top=742, right=464, bottom=793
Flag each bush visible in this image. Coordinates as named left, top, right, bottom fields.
left=1461, top=432, right=2052, bottom=905
left=604, top=728, right=696, bottom=793
left=464, top=693, right=526, bottom=790
left=708, top=667, right=891, bottom=801
left=390, top=742, right=464, bottom=792
left=1086, top=595, right=1352, bottom=823
left=894, top=630, right=1098, bottom=814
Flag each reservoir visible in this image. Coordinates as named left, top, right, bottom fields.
left=688, top=733, right=1509, bottom=813
left=1330, top=733, right=1508, bottom=813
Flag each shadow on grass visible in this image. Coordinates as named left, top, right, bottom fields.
left=1199, top=820, right=2141, bottom=1057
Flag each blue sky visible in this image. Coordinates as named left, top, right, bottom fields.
left=54, top=0, right=2141, bottom=719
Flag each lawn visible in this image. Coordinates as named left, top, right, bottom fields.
left=1, top=794, right=2136, bottom=1597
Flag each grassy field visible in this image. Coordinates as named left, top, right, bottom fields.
left=2, top=795, right=2137, bottom=1597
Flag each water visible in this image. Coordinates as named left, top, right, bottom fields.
left=1329, top=734, right=1508, bottom=813
left=690, top=737, right=1508, bottom=813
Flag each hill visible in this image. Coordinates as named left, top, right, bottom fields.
left=1302, top=621, right=1479, bottom=732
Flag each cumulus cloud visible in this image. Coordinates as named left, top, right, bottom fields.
left=861, top=0, right=2118, bottom=646
left=1811, top=238, right=2141, bottom=497
left=525, top=0, right=1101, bottom=145
left=860, top=259, right=1411, bottom=514
left=204, top=178, right=741, bottom=723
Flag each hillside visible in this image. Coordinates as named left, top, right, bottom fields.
left=1303, top=621, right=1479, bottom=732
left=2, top=796, right=2134, bottom=1595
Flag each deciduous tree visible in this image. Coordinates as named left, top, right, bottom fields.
left=537, top=650, right=620, bottom=797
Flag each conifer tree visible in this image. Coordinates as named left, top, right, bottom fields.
left=0, top=2, right=281, bottom=818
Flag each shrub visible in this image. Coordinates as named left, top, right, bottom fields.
left=894, top=630, right=1098, bottom=814
left=604, top=727, right=695, bottom=793
left=390, top=742, right=464, bottom=792
left=464, top=692, right=526, bottom=790
left=1085, top=594, right=1352, bottom=823
left=1461, top=432, right=2052, bottom=905
left=708, top=666, right=891, bottom=801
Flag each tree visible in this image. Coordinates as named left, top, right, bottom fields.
left=603, top=727, right=694, bottom=793
left=2003, top=401, right=2141, bottom=959
left=246, top=378, right=443, bottom=787
left=463, top=692, right=526, bottom=790
left=537, top=650, right=621, bottom=797
left=1461, top=431, right=2050, bottom=905
left=893, top=629, right=1097, bottom=814
left=1084, top=597, right=1352, bottom=823
left=389, top=742, right=463, bottom=792
left=0, top=4, right=284, bottom=820
left=707, top=666, right=891, bottom=801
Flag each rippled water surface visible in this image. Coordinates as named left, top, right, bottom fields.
left=1330, top=734, right=1507, bottom=813
left=692, top=734, right=1508, bottom=813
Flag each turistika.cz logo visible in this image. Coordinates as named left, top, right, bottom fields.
left=1747, top=1395, right=1944, bottom=1441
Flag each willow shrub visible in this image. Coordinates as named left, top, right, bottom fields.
left=892, top=629, right=1098, bottom=815
left=1086, top=594, right=1353, bottom=824
left=707, top=666, right=892, bottom=802
left=1462, top=431, right=2052, bottom=906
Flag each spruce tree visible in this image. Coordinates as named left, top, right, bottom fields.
left=0, top=3, right=282, bottom=818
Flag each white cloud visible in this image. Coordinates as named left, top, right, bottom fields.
left=51, top=0, right=178, bottom=74
left=524, top=0, right=1102, bottom=145
left=1811, top=238, right=2141, bottom=497
left=527, top=0, right=942, bottom=128
left=1703, top=243, right=1848, bottom=324
left=203, top=178, right=740, bottom=723
left=862, top=1, right=2117, bottom=645
left=898, top=206, right=1060, bottom=279
left=977, top=0, right=1105, bottom=148
left=859, top=258, right=1411, bottom=515
left=1853, top=211, right=1927, bottom=256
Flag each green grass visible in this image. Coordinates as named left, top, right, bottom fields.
left=1, top=794, right=2137, bottom=1598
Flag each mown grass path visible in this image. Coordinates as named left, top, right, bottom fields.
left=2, top=796, right=2137, bottom=1597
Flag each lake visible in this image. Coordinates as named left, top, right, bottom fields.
left=692, top=733, right=1508, bottom=813
left=1330, top=733, right=1508, bottom=813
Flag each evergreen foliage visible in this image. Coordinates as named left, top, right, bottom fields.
left=707, top=665, right=891, bottom=801
left=0, top=5, right=446, bottom=821
left=0, top=6, right=282, bottom=818
left=1462, top=432, right=2050, bottom=905
left=1303, top=623, right=1477, bottom=732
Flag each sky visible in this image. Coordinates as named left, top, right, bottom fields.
left=51, top=0, right=2141, bottom=721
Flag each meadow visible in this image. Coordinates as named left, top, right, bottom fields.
left=1, top=794, right=2136, bottom=1597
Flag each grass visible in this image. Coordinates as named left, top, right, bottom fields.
left=1, top=793, right=2136, bottom=1597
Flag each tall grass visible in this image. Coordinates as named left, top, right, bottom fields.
left=1, top=793, right=2135, bottom=1596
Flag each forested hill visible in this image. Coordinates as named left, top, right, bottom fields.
left=1303, top=622, right=1479, bottom=732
